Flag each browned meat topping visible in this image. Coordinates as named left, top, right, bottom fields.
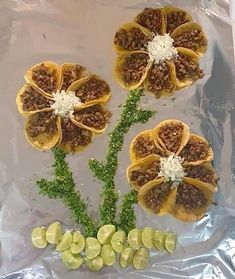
left=130, top=161, right=160, bottom=187
left=166, top=11, right=190, bottom=34
left=134, top=135, right=164, bottom=158
left=61, top=118, right=92, bottom=151
left=158, top=122, right=183, bottom=153
left=174, top=54, right=204, bottom=81
left=75, top=76, right=110, bottom=103
left=27, top=111, right=57, bottom=138
left=114, top=27, right=150, bottom=51
left=21, top=86, right=52, bottom=111
left=62, top=65, right=86, bottom=91
left=136, top=8, right=163, bottom=35
left=73, top=105, right=111, bottom=130
left=180, top=138, right=210, bottom=162
left=144, top=183, right=171, bottom=213
left=32, top=63, right=57, bottom=94
left=185, top=165, right=218, bottom=185
left=176, top=183, right=207, bottom=209
left=146, top=63, right=174, bottom=97
left=121, top=53, right=149, bottom=85
left=173, top=29, right=207, bottom=51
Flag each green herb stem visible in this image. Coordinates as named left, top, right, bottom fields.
left=89, top=89, right=155, bottom=227
left=118, top=190, right=138, bottom=234
left=37, top=147, right=97, bottom=237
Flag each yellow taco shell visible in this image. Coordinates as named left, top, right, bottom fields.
left=179, top=134, right=214, bottom=165
left=174, top=47, right=202, bottom=89
left=171, top=22, right=208, bottom=57
left=170, top=177, right=215, bottom=222
left=129, top=129, right=164, bottom=162
left=164, top=6, right=192, bottom=34
left=143, top=61, right=177, bottom=97
left=127, top=154, right=161, bottom=192
left=114, top=51, right=152, bottom=91
left=24, top=61, right=62, bottom=97
left=153, top=119, right=190, bottom=155
left=138, top=178, right=175, bottom=216
left=25, top=113, right=61, bottom=151
left=16, top=84, right=52, bottom=117
left=71, top=104, right=109, bottom=134
left=113, top=22, right=152, bottom=52
left=67, top=74, right=111, bottom=108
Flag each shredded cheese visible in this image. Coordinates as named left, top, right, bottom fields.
left=51, top=90, right=82, bottom=118
left=147, top=34, right=178, bottom=64
left=158, top=155, right=185, bottom=183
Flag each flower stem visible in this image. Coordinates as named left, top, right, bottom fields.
left=37, top=147, right=97, bottom=237
left=89, top=89, right=156, bottom=226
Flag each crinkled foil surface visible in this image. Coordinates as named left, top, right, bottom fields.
left=0, top=0, right=235, bottom=278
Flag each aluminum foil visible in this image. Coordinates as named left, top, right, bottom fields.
left=0, top=0, right=235, bottom=278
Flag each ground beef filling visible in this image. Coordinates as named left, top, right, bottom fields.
left=173, top=29, right=207, bottom=52
left=131, top=161, right=160, bottom=187
left=174, top=54, right=204, bottom=81
left=27, top=111, right=57, bottom=138
left=75, top=77, right=110, bottom=102
left=134, top=135, right=164, bottom=158
left=166, top=11, right=190, bottom=34
left=147, top=63, right=174, bottom=97
left=176, top=183, right=208, bottom=209
left=32, top=63, right=57, bottom=94
left=180, top=138, right=210, bottom=162
left=61, top=119, right=92, bottom=150
left=73, top=105, right=111, bottom=130
left=121, top=53, right=149, bottom=85
left=144, top=183, right=171, bottom=213
left=21, top=86, right=52, bottom=111
left=136, top=8, right=163, bottom=35
left=158, top=122, right=183, bottom=153
left=62, top=65, right=86, bottom=91
left=114, top=27, right=150, bottom=51
left=185, top=165, right=217, bottom=185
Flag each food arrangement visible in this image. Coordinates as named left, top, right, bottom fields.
left=31, top=222, right=177, bottom=270
left=113, top=6, right=207, bottom=97
left=10, top=3, right=227, bottom=277
left=127, top=119, right=218, bottom=221
left=16, top=61, right=111, bottom=152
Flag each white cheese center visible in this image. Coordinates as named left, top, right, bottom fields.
left=51, top=90, right=82, bottom=118
left=147, top=34, right=178, bottom=64
left=158, top=155, right=185, bottom=183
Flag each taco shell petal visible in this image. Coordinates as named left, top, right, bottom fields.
left=24, top=61, right=62, bottom=96
left=59, top=118, right=93, bottom=153
left=127, top=154, right=161, bottom=192
left=174, top=47, right=203, bottom=89
left=170, top=177, right=214, bottom=222
left=114, top=51, right=152, bottom=91
left=138, top=178, right=175, bottom=216
left=179, top=134, right=214, bottom=165
left=16, top=84, right=52, bottom=117
left=129, top=129, right=165, bottom=162
left=134, top=8, right=166, bottom=35
left=67, top=74, right=111, bottom=107
left=153, top=119, right=190, bottom=155
left=164, top=6, right=192, bottom=34
left=25, top=112, right=61, bottom=150
left=60, top=63, right=90, bottom=91
left=113, top=22, right=152, bottom=52
left=71, top=104, right=110, bottom=134
left=171, top=22, right=208, bottom=57
left=143, top=61, right=177, bottom=98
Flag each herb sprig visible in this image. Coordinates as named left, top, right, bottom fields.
left=37, top=148, right=97, bottom=237
left=89, top=89, right=155, bottom=229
